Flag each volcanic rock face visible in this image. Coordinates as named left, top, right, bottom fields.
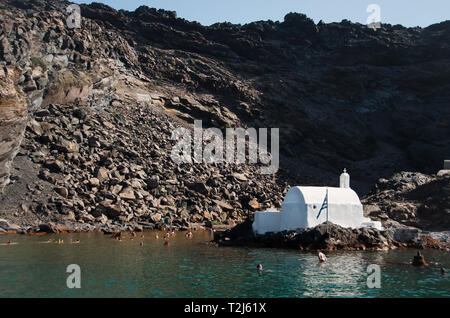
left=363, top=172, right=450, bottom=231
left=1, top=96, right=287, bottom=231
left=0, top=0, right=449, bottom=232
left=0, top=67, right=28, bottom=190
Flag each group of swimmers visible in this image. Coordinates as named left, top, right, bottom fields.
left=2, top=228, right=216, bottom=247
left=51, top=238, right=81, bottom=244
left=256, top=251, right=447, bottom=275
left=112, top=231, right=144, bottom=242
left=256, top=252, right=327, bottom=272
left=1, top=239, right=81, bottom=245
left=109, top=228, right=202, bottom=247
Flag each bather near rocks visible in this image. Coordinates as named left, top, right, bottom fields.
left=412, top=251, right=428, bottom=267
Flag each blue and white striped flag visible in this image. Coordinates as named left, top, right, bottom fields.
left=316, top=192, right=328, bottom=219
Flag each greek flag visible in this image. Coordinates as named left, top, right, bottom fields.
left=316, top=193, right=328, bottom=219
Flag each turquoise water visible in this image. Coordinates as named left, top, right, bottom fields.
left=0, top=231, right=449, bottom=298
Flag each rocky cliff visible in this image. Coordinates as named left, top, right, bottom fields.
left=0, top=0, right=449, bottom=232
left=363, top=172, right=450, bottom=231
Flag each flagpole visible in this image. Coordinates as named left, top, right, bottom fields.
left=326, top=187, right=329, bottom=234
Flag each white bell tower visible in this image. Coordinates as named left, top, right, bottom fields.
left=340, top=169, right=350, bottom=188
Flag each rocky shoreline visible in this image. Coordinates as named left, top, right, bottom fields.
left=0, top=217, right=216, bottom=235
left=2, top=215, right=449, bottom=253
left=213, top=219, right=450, bottom=251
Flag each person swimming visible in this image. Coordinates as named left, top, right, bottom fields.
left=257, top=264, right=263, bottom=271
left=441, top=267, right=446, bottom=275
left=155, top=234, right=159, bottom=239
left=0, top=240, right=17, bottom=246
left=186, top=231, right=193, bottom=238
left=318, top=251, right=327, bottom=263
left=412, top=251, right=428, bottom=266
left=112, top=232, right=122, bottom=240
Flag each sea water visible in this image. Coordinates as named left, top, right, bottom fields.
left=0, top=231, right=448, bottom=298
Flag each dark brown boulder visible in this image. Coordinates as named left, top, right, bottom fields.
left=38, top=222, right=58, bottom=233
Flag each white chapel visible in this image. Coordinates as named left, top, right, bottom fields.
left=252, top=170, right=382, bottom=235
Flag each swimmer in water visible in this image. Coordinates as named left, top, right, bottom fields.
left=0, top=240, right=16, bottom=246
left=164, top=241, right=170, bottom=246
left=257, top=264, right=263, bottom=271
left=412, top=251, right=428, bottom=266
left=318, top=251, right=327, bottom=263
left=441, top=267, right=446, bottom=275
left=155, top=234, right=159, bottom=239
left=140, top=241, right=144, bottom=247
left=186, top=231, right=193, bottom=238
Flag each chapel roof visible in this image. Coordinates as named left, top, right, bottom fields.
left=283, top=186, right=362, bottom=205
